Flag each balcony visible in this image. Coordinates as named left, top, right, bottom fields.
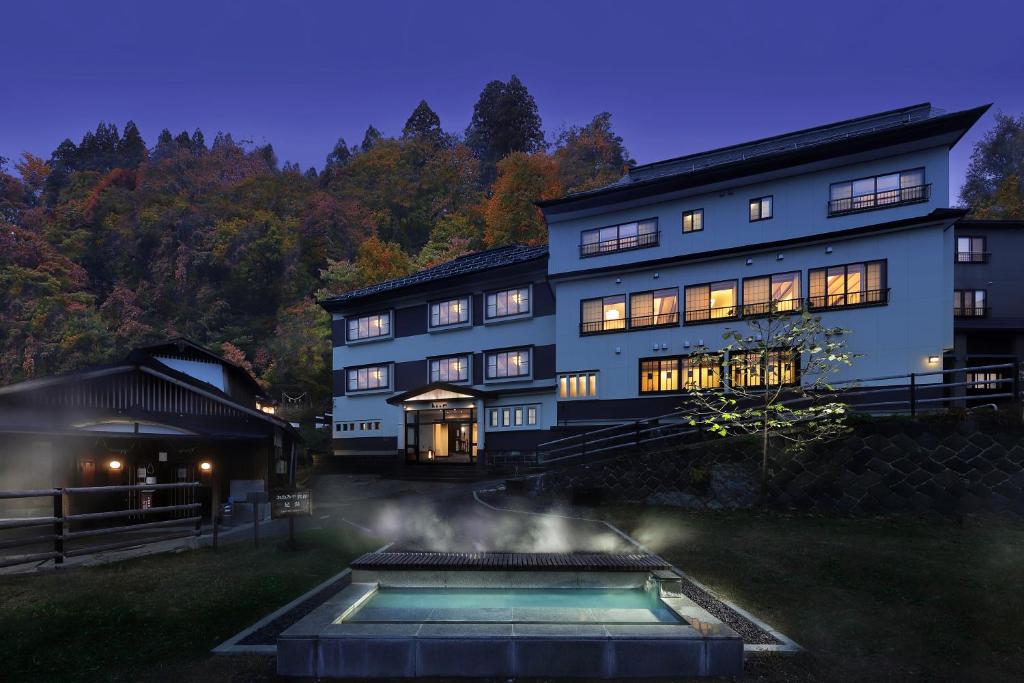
left=955, top=306, right=989, bottom=318
left=580, top=311, right=679, bottom=335
left=684, top=305, right=738, bottom=324
left=955, top=251, right=990, bottom=264
left=579, top=230, right=659, bottom=258
left=807, top=288, right=891, bottom=310
left=827, top=184, right=930, bottom=217
left=741, top=299, right=804, bottom=318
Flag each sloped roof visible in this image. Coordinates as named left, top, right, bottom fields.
left=135, top=336, right=263, bottom=396
left=539, top=103, right=990, bottom=211
left=319, top=244, right=548, bottom=308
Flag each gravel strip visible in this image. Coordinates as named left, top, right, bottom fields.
left=237, top=573, right=352, bottom=645
left=676, top=574, right=780, bottom=645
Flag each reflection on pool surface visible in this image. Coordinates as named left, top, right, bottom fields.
left=346, top=587, right=681, bottom=623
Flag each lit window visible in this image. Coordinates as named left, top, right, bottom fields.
left=430, top=356, right=469, bottom=382
left=346, top=365, right=390, bottom=392
left=430, top=297, right=470, bottom=328
left=580, top=219, right=659, bottom=257
left=742, top=272, right=802, bottom=316
left=581, top=295, right=626, bottom=334
left=730, top=350, right=799, bottom=388
left=682, top=209, right=703, bottom=233
left=489, top=409, right=499, bottom=427
left=527, top=406, right=538, bottom=425
left=559, top=372, right=598, bottom=399
left=639, top=358, right=680, bottom=394
left=514, top=407, right=523, bottom=426
left=630, top=288, right=679, bottom=328
left=829, top=168, right=926, bottom=216
left=809, top=261, right=886, bottom=309
left=485, top=349, right=530, bottom=379
left=502, top=409, right=511, bottom=427
left=685, top=281, right=737, bottom=323
left=682, top=354, right=722, bottom=389
left=956, top=236, right=987, bottom=263
left=486, top=403, right=541, bottom=430
left=967, top=371, right=1000, bottom=390
left=749, top=196, right=773, bottom=222
left=486, top=287, right=530, bottom=319
left=954, top=290, right=987, bottom=317
left=347, top=312, right=391, bottom=341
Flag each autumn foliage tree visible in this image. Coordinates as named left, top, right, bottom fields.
left=484, top=152, right=562, bottom=247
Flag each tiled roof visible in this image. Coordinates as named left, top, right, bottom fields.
left=320, top=243, right=548, bottom=306
left=543, top=103, right=978, bottom=206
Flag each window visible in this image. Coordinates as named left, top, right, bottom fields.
left=742, top=272, right=802, bottom=316
left=967, top=371, right=1000, bottom=391
left=749, top=196, right=773, bottom=222
left=954, top=290, right=987, bottom=317
left=639, top=358, right=680, bottom=394
left=580, top=219, right=659, bottom=257
left=682, top=354, right=723, bottom=389
left=346, top=312, right=391, bottom=341
left=430, top=356, right=469, bottom=383
left=346, top=365, right=390, bottom=392
left=956, top=236, right=988, bottom=263
left=730, top=350, right=799, bottom=388
left=486, top=287, right=530, bottom=320
left=430, top=297, right=470, bottom=328
left=337, top=420, right=382, bottom=433
left=559, top=372, right=598, bottom=399
left=808, top=261, right=887, bottom=309
left=828, top=168, right=927, bottom=216
left=485, top=348, right=530, bottom=380
left=682, top=209, right=704, bottom=233
left=630, top=288, right=680, bottom=328
left=685, top=281, right=738, bottom=323
left=581, top=295, right=626, bottom=334
left=487, top=404, right=541, bottom=430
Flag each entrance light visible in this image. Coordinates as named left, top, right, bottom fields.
left=199, top=461, right=213, bottom=473
left=108, top=459, right=122, bottom=471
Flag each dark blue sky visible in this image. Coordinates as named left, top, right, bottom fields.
left=3, top=0, right=1021, bottom=199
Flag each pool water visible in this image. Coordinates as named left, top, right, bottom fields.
left=349, top=587, right=681, bottom=623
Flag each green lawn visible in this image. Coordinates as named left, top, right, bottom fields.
left=603, top=507, right=1024, bottom=682
left=0, top=528, right=379, bottom=683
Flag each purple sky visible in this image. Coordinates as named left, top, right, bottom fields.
left=3, top=0, right=1022, bottom=201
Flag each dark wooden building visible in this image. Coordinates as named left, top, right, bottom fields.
left=0, top=339, right=298, bottom=518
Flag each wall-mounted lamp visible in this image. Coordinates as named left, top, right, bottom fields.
left=614, top=346, right=621, bottom=354
left=745, top=258, right=753, bottom=266
left=826, top=246, right=833, bottom=254
left=652, top=344, right=659, bottom=351
left=928, top=355, right=940, bottom=364
left=661, top=343, right=668, bottom=350
left=684, top=341, right=691, bottom=348
left=199, top=461, right=213, bottom=473
left=107, top=459, right=122, bottom=471
left=615, top=277, right=622, bottom=284
left=653, top=273, right=660, bottom=279
left=776, top=253, right=784, bottom=261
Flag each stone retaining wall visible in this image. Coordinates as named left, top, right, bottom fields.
left=527, top=413, right=1024, bottom=518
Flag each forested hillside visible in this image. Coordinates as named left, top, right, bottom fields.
left=0, top=76, right=632, bottom=408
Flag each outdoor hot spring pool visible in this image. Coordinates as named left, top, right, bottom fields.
left=346, top=586, right=682, bottom=623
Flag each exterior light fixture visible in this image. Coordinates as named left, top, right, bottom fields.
left=108, top=459, right=123, bottom=471
left=776, top=253, right=784, bottom=261
left=928, top=356, right=940, bottom=364
left=653, top=273, right=660, bottom=279
left=746, top=258, right=753, bottom=265
left=427, top=449, right=435, bottom=460
left=199, top=461, right=213, bottom=473
left=826, top=246, right=833, bottom=254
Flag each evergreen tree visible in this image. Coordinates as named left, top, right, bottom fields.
left=961, top=112, right=1024, bottom=218
left=191, top=129, right=207, bottom=152
left=360, top=125, right=383, bottom=152
left=174, top=130, right=192, bottom=152
left=554, top=112, right=634, bottom=194
left=325, top=137, right=352, bottom=169
left=118, top=120, right=148, bottom=168
left=152, top=129, right=176, bottom=160
left=465, top=75, right=545, bottom=183
left=402, top=100, right=444, bottom=146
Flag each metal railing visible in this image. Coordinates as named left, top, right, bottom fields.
left=0, top=481, right=201, bottom=569
left=741, top=299, right=804, bottom=317
left=579, top=230, right=659, bottom=258
left=580, top=312, right=680, bottom=335
left=684, top=305, right=738, bottom=323
left=535, top=361, right=1023, bottom=467
left=956, top=251, right=990, bottom=264
left=828, top=184, right=930, bottom=217
left=954, top=306, right=989, bottom=318
left=808, top=288, right=890, bottom=310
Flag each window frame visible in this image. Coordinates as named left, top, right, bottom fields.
left=486, top=403, right=542, bottom=431
left=955, top=235, right=988, bottom=264
left=748, top=195, right=773, bottom=222
left=638, top=356, right=682, bottom=395
left=684, top=280, right=739, bottom=324
left=483, top=346, right=532, bottom=382
left=558, top=371, right=599, bottom=399
left=741, top=271, right=803, bottom=317
left=828, top=167, right=928, bottom=217
left=729, top=349, right=800, bottom=389
left=428, top=354, right=471, bottom=384
left=484, top=285, right=532, bottom=322
left=807, top=259, right=888, bottom=311
left=629, top=287, right=680, bottom=329
left=345, top=363, right=392, bottom=394
left=580, top=294, right=628, bottom=335
left=579, top=218, right=660, bottom=258
left=345, top=310, right=393, bottom=344
left=682, top=208, right=704, bottom=234
left=428, top=295, right=472, bottom=330
left=954, top=289, right=988, bottom=318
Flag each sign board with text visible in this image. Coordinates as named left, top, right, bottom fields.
left=271, top=488, right=312, bottom=518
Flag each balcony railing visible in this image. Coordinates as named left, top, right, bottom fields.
left=740, top=299, right=804, bottom=317
left=827, top=184, right=930, bottom=217
left=580, top=311, right=679, bottom=335
left=807, top=288, right=890, bottom=310
left=579, top=230, right=660, bottom=258
left=955, top=251, right=990, bottom=264
left=954, top=306, right=989, bottom=318
left=684, top=305, right=738, bottom=324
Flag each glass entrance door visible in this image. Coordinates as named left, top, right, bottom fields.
left=404, top=408, right=476, bottom=464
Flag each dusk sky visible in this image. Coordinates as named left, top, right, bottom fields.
left=3, top=0, right=1022, bottom=200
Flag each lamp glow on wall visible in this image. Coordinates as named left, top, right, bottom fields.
left=199, top=460, right=213, bottom=473
left=107, top=459, right=122, bottom=471
left=928, top=355, right=940, bottom=365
